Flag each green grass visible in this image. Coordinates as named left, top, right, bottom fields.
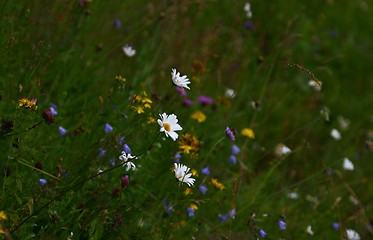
left=1, top=0, right=372, bottom=239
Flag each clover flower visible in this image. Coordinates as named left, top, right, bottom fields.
left=171, top=68, right=191, bottom=90
left=158, top=113, right=182, bottom=141
left=174, top=163, right=195, bottom=187
left=122, top=44, right=136, bottom=57
left=121, top=175, right=129, bottom=188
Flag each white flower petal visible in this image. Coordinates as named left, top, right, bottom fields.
left=343, top=158, right=354, bottom=171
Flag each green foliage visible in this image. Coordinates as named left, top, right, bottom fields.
left=1, top=0, right=372, bottom=239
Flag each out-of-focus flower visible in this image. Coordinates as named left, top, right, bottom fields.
left=183, top=99, right=193, bottom=106
left=228, top=209, right=236, bottom=219
left=278, top=220, right=286, bottom=230
left=331, top=128, right=342, bottom=140
left=259, top=229, right=266, bottom=238
left=244, top=20, right=254, bottom=30
left=39, top=178, right=47, bottom=186
left=306, top=225, right=314, bottom=235
left=191, top=111, right=206, bottom=123
left=199, top=185, right=208, bottom=195
left=104, top=123, right=113, bottom=133
left=0, top=211, right=7, bottom=220
left=244, top=2, right=252, bottom=18
left=115, top=75, right=126, bottom=84
left=225, top=88, right=236, bottom=98
left=241, top=128, right=255, bottom=139
left=123, top=45, right=136, bottom=57
left=121, top=175, right=129, bottom=188
left=109, top=158, right=115, bottom=166
left=98, top=148, right=106, bottom=158
left=183, top=188, right=192, bottom=195
left=198, top=96, right=213, bottom=105
left=42, top=109, right=56, bottom=125
left=50, top=104, right=58, bottom=116
left=123, top=144, right=131, bottom=154
left=308, top=80, right=322, bottom=91
left=211, top=178, right=225, bottom=190
left=229, top=155, right=237, bottom=165
left=58, top=126, right=68, bottom=136
left=218, top=213, right=229, bottom=222
left=201, top=167, right=210, bottom=175
left=231, top=145, right=240, bottom=155
left=346, top=229, right=360, bottom=240
left=338, top=116, right=350, bottom=130
left=158, top=113, right=182, bottom=141
left=171, top=68, right=191, bottom=90
left=225, top=127, right=235, bottom=141
left=174, top=152, right=181, bottom=163
left=176, top=86, right=187, bottom=97
left=274, top=144, right=292, bottom=157
left=113, top=19, right=121, bottom=28
left=343, top=158, right=354, bottom=171
left=119, top=151, right=137, bottom=171
left=187, top=207, right=195, bottom=217
left=174, top=163, right=195, bottom=187
left=332, top=222, right=340, bottom=231
left=320, top=106, right=331, bottom=121
left=287, top=192, right=299, bottom=199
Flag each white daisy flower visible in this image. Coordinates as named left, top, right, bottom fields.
left=306, top=225, right=314, bottom=235
left=331, top=128, right=342, bottom=140
left=171, top=68, right=191, bottom=90
left=122, top=45, right=136, bottom=57
left=174, top=163, right=195, bottom=187
left=225, top=88, right=236, bottom=98
left=157, top=113, right=182, bottom=141
left=343, top=157, right=354, bottom=171
left=308, top=80, right=322, bottom=91
left=119, top=151, right=137, bottom=171
left=346, top=229, right=360, bottom=240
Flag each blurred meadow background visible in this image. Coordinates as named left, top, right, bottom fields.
left=1, top=0, right=373, bottom=239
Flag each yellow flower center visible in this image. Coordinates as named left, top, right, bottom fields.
left=163, top=123, right=171, bottom=132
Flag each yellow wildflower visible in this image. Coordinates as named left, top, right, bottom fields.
left=115, top=75, right=126, bottom=84
left=189, top=204, right=198, bottom=210
left=191, top=111, right=206, bottom=123
left=147, top=117, right=155, bottom=124
left=18, top=98, right=38, bottom=110
left=133, top=106, right=144, bottom=114
left=191, top=169, right=198, bottom=176
left=0, top=211, right=6, bottom=220
left=241, top=128, right=255, bottom=139
left=211, top=178, right=225, bottom=190
left=184, top=188, right=193, bottom=195
left=178, top=134, right=200, bottom=156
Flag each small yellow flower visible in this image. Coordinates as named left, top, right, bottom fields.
left=184, top=188, right=193, bottom=195
left=0, top=211, right=6, bottom=220
left=178, top=134, right=200, bottom=156
left=18, top=98, right=38, bottom=110
left=191, top=169, right=198, bottom=176
left=211, top=178, right=225, bottom=191
left=147, top=117, right=155, bottom=124
left=115, top=75, right=126, bottom=84
left=241, top=128, right=255, bottom=139
left=189, top=204, right=198, bottom=210
left=191, top=111, right=206, bottom=123
left=180, top=145, right=193, bottom=154
left=133, top=106, right=144, bottom=114
left=0, top=228, right=5, bottom=234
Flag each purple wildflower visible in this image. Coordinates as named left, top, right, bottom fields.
left=123, top=144, right=131, bottom=154
left=50, top=104, right=58, bottom=116
left=198, top=96, right=214, bottom=105
left=199, top=185, right=208, bottom=195
left=58, top=126, right=68, bottom=136
left=104, top=123, right=113, bottom=133
left=98, top=147, right=106, bottom=158
left=229, top=155, right=237, bottom=165
left=201, top=167, right=210, bottom=175
left=39, top=178, right=47, bottom=186
left=259, top=229, right=267, bottom=238
left=218, top=213, right=229, bottom=222
left=225, top=127, right=235, bottom=141
left=167, top=205, right=173, bottom=214
left=121, top=175, right=129, bottom=188
left=183, top=98, right=193, bottom=107
left=187, top=207, right=195, bottom=217
left=112, top=19, right=122, bottom=28
left=231, top=144, right=240, bottom=155
left=174, top=152, right=181, bottom=163
left=109, top=158, right=116, bottom=166
left=176, top=86, right=187, bottom=97
left=244, top=20, right=254, bottom=30
left=228, top=209, right=236, bottom=219
left=278, top=220, right=286, bottom=230
left=119, top=136, right=125, bottom=145
left=332, top=222, right=340, bottom=231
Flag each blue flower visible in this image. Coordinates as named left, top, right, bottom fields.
left=187, top=207, right=195, bottom=217
left=199, top=185, right=208, bottom=195
left=167, top=206, right=173, bottom=214
left=109, top=158, right=115, bottom=166
left=112, top=19, right=122, bottom=28
left=259, top=229, right=267, bottom=238
left=278, top=220, right=286, bottom=230
left=229, top=155, right=237, bottom=165
left=58, top=126, right=68, bottom=136
left=50, top=104, right=58, bottom=116
left=104, top=123, right=113, bottom=133
left=231, top=144, right=240, bottom=155
left=332, top=222, right=340, bottom=231
left=201, top=167, right=210, bottom=175
left=123, top=144, right=131, bottom=154
left=174, top=152, right=181, bottom=163
left=218, top=213, right=229, bottom=222
left=39, top=178, right=47, bottom=186
left=98, top=148, right=106, bottom=158
left=228, top=209, right=236, bottom=219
